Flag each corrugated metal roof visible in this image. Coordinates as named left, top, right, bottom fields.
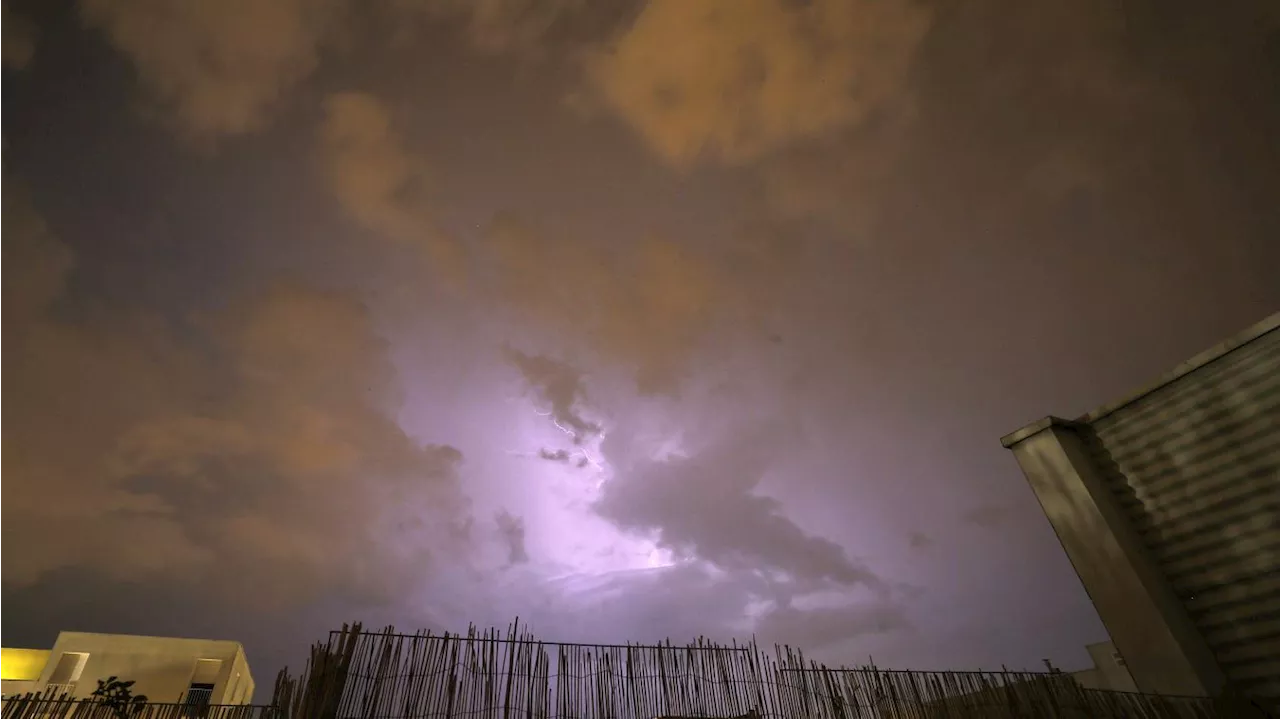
left=1082, top=319, right=1280, bottom=696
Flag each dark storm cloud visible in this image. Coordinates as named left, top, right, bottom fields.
left=493, top=510, right=530, bottom=566
left=2, top=186, right=72, bottom=325
left=2, top=191, right=471, bottom=605
left=78, top=0, right=344, bottom=138
left=595, top=428, right=883, bottom=590
left=537, top=448, right=569, bottom=462
left=75, top=0, right=587, bottom=140
left=503, top=348, right=601, bottom=442
left=536, top=448, right=582, bottom=466
left=749, top=0, right=1175, bottom=240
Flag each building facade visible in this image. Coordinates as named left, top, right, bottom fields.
left=1002, top=312, right=1279, bottom=698
left=0, top=632, right=255, bottom=705
left=1071, top=641, right=1138, bottom=693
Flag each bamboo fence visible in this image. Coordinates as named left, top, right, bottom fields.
left=0, top=688, right=282, bottom=719
left=269, top=621, right=1267, bottom=719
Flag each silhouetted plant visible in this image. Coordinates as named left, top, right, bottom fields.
left=92, top=676, right=148, bottom=718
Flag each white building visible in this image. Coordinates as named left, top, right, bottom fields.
left=1, top=631, right=255, bottom=706
left=1071, top=641, right=1138, bottom=693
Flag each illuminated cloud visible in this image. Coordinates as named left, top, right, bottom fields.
left=963, top=505, right=1012, bottom=530
left=531, top=563, right=763, bottom=642
left=80, top=0, right=343, bottom=138
left=318, top=91, right=465, bottom=280
left=496, top=347, right=907, bottom=642
left=586, top=0, right=931, bottom=167
left=752, top=601, right=910, bottom=650
left=2, top=196, right=470, bottom=605
left=2, top=3, right=37, bottom=69
left=514, top=564, right=909, bottom=660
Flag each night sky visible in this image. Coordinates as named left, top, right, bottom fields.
left=4, top=0, right=1279, bottom=700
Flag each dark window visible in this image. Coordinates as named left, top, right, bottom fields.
left=183, top=683, right=215, bottom=707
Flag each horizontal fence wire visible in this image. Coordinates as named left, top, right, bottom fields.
left=270, top=620, right=1270, bottom=719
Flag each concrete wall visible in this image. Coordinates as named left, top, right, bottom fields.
left=37, top=632, right=251, bottom=704
left=225, top=644, right=256, bottom=704
left=1002, top=312, right=1280, bottom=698
left=0, top=680, right=38, bottom=697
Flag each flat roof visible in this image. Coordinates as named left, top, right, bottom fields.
left=54, top=631, right=242, bottom=645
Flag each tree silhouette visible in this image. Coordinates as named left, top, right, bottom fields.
left=91, top=676, right=148, bottom=718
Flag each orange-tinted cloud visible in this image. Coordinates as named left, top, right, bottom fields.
left=755, top=114, right=912, bottom=240
left=2, top=186, right=73, bottom=325
left=79, top=0, right=591, bottom=140
left=587, top=0, right=930, bottom=167
left=2, top=2, right=38, bottom=69
left=3, top=191, right=217, bottom=584
left=2, top=193, right=469, bottom=605
left=389, top=0, right=586, bottom=54
left=319, top=91, right=466, bottom=282
left=486, top=217, right=742, bottom=394
left=79, top=0, right=343, bottom=138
